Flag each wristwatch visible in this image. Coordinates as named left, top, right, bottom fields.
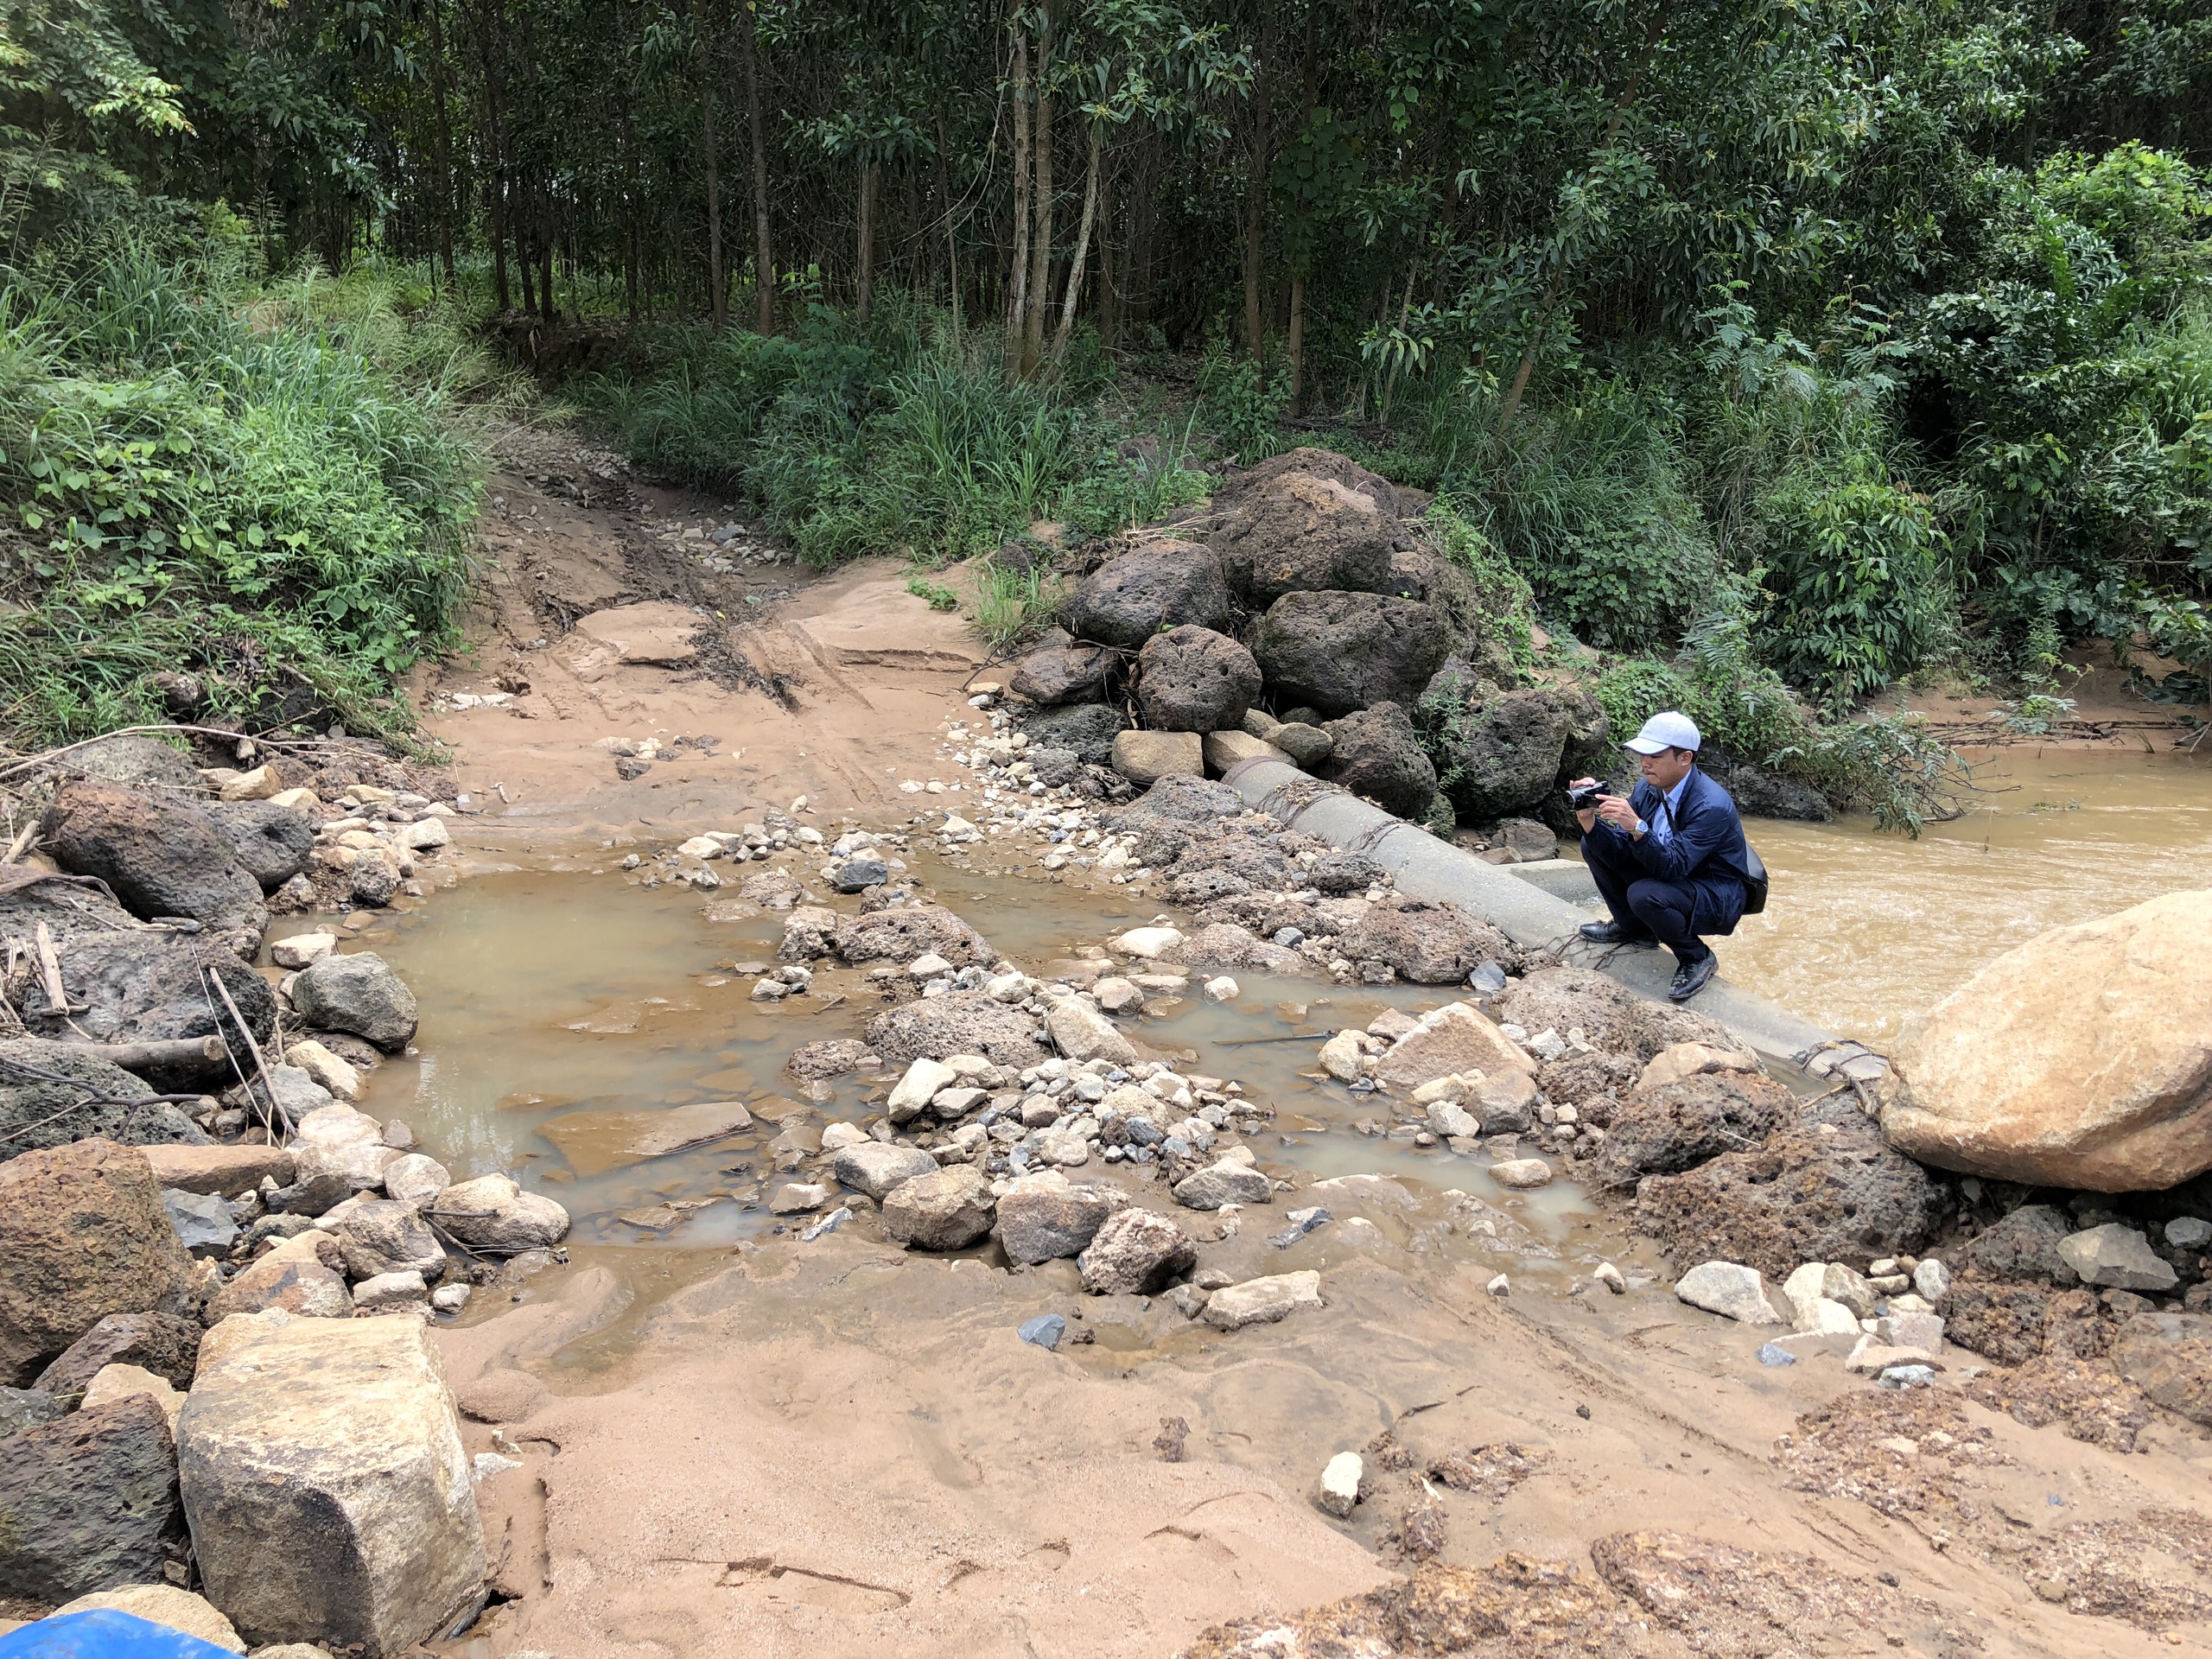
left=1632, top=817, right=1647, bottom=838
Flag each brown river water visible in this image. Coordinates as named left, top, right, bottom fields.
left=339, top=743, right=2206, bottom=1326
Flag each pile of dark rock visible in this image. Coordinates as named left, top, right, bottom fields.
left=1000, top=448, right=1624, bottom=835
left=0, top=733, right=563, bottom=1650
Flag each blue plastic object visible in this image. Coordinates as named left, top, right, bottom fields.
left=0, top=1610, right=238, bottom=1659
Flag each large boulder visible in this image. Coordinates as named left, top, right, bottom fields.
left=179, top=1310, right=486, bottom=1656
left=830, top=1142, right=939, bottom=1202
left=867, top=992, right=1046, bottom=1069
left=198, top=800, right=315, bottom=892
left=1882, top=889, right=2212, bottom=1190
left=1008, top=644, right=1112, bottom=707
left=1591, top=1071, right=1796, bottom=1189
left=0, top=869, right=140, bottom=956
left=1208, top=469, right=1395, bottom=605
left=1492, top=966, right=1738, bottom=1064
left=1318, top=702, right=1437, bottom=820
left=1064, top=542, right=1232, bottom=649
left=289, top=952, right=419, bottom=1052
left=0, top=1395, right=183, bottom=1601
left=43, top=932, right=276, bottom=1073
left=427, top=1174, right=569, bottom=1255
left=1077, top=1208, right=1196, bottom=1294
left=881, top=1163, right=995, bottom=1250
left=331, top=1200, right=447, bottom=1281
left=1135, top=626, right=1262, bottom=734
left=55, top=734, right=202, bottom=793
left=1043, top=996, right=1138, bottom=1066
left=0, top=1138, right=198, bottom=1386
left=1370, top=1001, right=1535, bottom=1090
left=205, top=1232, right=352, bottom=1322
left=1635, top=1100, right=1954, bottom=1279
left=1336, top=902, right=1522, bottom=985
left=0, top=1037, right=207, bottom=1154
left=34, top=1311, right=203, bottom=1399
left=1959, top=1204, right=2078, bottom=1284
left=994, top=1171, right=1116, bottom=1265
left=1433, top=684, right=1609, bottom=822
left=1252, top=591, right=1448, bottom=717
left=1209, top=448, right=1413, bottom=521
left=1018, top=702, right=1128, bottom=766
left=41, top=779, right=266, bottom=935
left=835, top=902, right=993, bottom=968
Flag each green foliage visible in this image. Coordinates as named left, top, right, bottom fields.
left=906, top=574, right=957, bottom=610
left=1194, top=341, right=1288, bottom=466
left=1758, top=461, right=1942, bottom=712
left=1421, top=498, right=1536, bottom=667
left=0, top=244, right=480, bottom=745
left=575, top=305, right=1206, bottom=569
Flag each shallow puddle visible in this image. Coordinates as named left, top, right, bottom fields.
left=1726, top=745, right=2212, bottom=1040
left=353, top=858, right=1601, bottom=1259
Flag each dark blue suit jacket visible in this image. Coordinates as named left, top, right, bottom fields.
left=1586, top=766, right=1751, bottom=936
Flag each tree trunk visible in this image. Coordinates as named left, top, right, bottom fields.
left=737, top=0, right=772, bottom=332
left=937, top=118, right=960, bottom=346
left=537, top=186, right=555, bottom=320
left=1004, top=25, right=1031, bottom=378
left=1243, top=44, right=1274, bottom=361
left=425, top=0, right=457, bottom=288
left=1096, top=152, right=1116, bottom=347
left=1287, top=274, right=1306, bottom=410
left=1022, top=40, right=1055, bottom=378
left=1050, top=124, right=1101, bottom=368
left=702, top=73, right=726, bottom=331
left=1497, top=2, right=1671, bottom=431
left=855, top=159, right=879, bottom=329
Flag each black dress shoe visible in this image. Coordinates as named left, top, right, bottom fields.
left=1579, top=920, right=1653, bottom=945
left=1669, top=953, right=1719, bottom=1001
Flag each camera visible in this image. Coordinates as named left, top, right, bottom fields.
left=1565, top=781, right=1606, bottom=811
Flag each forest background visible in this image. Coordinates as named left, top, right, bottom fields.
left=2, top=0, right=2209, bottom=817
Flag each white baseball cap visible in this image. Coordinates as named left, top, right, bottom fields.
left=1624, top=711, right=1701, bottom=754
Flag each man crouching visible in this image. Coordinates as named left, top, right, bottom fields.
left=1568, top=711, right=1751, bottom=1001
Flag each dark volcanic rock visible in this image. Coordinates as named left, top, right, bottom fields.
left=289, top=952, right=418, bottom=1052
left=1209, top=468, right=1396, bottom=605
left=33, top=1312, right=204, bottom=1400
left=1253, top=591, right=1448, bottom=718
left=1335, top=900, right=1526, bottom=983
left=1492, top=966, right=1734, bottom=1065
left=1008, top=644, right=1113, bottom=707
left=1065, top=542, right=1231, bottom=649
left=1318, top=702, right=1438, bottom=820
left=1943, top=1273, right=2051, bottom=1366
left=0, top=1394, right=183, bottom=1601
left=1017, top=702, right=1128, bottom=766
left=1306, top=851, right=1382, bottom=893
left=0, top=873, right=139, bottom=955
left=0, top=1037, right=207, bottom=1154
left=41, top=779, right=266, bottom=934
left=1107, top=774, right=1247, bottom=831
left=836, top=902, right=993, bottom=967
left=54, top=734, right=203, bottom=794
left=44, top=931, right=276, bottom=1074
left=1434, top=684, right=1610, bottom=821
left=1960, top=1203, right=2080, bottom=1286
left=1634, top=1099, right=1955, bottom=1279
left=1697, top=745, right=1832, bottom=822
left=1590, top=1071, right=1794, bottom=1190
left=1208, top=447, right=1412, bottom=520
left=1135, top=626, right=1262, bottom=734
left=868, top=992, right=1046, bottom=1069
left=199, top=799, right=316, bottom=890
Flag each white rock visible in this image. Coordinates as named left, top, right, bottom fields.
left=1045, top=996, right=1137, bottom=1065
left=1874, top=1311, right=1946, bottom=1351
left=289, top=1103, right=400, bottom=1189
left=887, top=1058, right=959, bottom=1122
left=1486, top=1274, right=1510, bottom=1296
left=1674, top=1262, right=1783, bottom=1325
left=677, top=835, right=724, bottom=860
left=380, top=1153, right=450, bottom=1207
left=1592, top=1262, right=1626, bottom=1294
left=1202, top=1270, right=1323, bottom=1330
left=430, top=1283, right=471, bottom=1313
left=909, top=952, right=955, bottom=977
left=1427, top=1100, right=1478, bottom=1140
left=283, top=1039, right=361, bottom=1103
left=1202, top=976, right=1240, bottom=1002
left=1317, top=1452, right=1363, bottom=1518
left=1110, top=925, right=1183, bottom=960
left=178, top=1311, right=486, bottom=1654
left=1317, top=1030, right=1369, bottom=1083
left=819, top=1122, right=870, bottom=1152
left=51, top=1586, right=242, bottom=1652
left=1845, top=1335, right=1939, bottom=1374
left=1913, top=1257, right=1952, bottom=1301
left=770, top=1182, right=830, bottom=1215
left=270, top=932, right=337, bottom=969
left=401, top=817, right=451, bottom=853
left=426, top=1174, right=569, bottom=1253
left=83, top=1362, right=185, bottom=1433
left=353, top=1269, right=429, bottom=1308
left=1489, top=1158, right=1552, bottom=1189
left=219, top=765, right=282, bottom=802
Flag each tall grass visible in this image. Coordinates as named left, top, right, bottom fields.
left=572, top=303, right=1207, bottom=571
left=0, top=243, right=482, bottom=747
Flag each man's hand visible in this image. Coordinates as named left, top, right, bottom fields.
left=1596, top=795, right=1641, bottom=834
left=1569, top=776, right=1601, bottom=835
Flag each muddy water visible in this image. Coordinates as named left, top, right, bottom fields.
left=1727, top=745, right=2212, bottom=1042
left=354, top=861, right=1599, bottom=1267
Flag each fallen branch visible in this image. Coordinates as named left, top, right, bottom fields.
left=48, top=1034, right=230, bottom=1075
